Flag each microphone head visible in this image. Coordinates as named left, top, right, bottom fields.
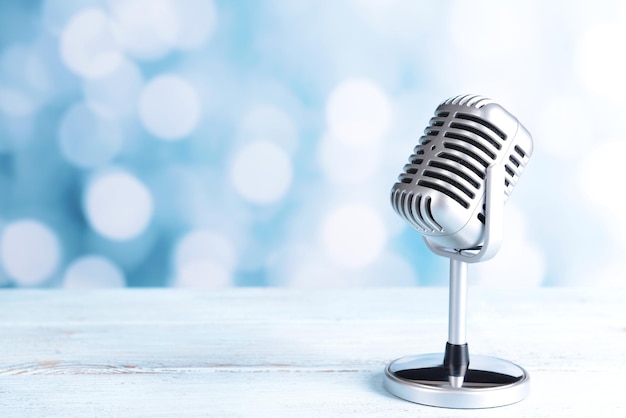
left=391, top=94, right=533, bottom=251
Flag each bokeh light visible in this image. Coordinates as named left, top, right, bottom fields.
left=349, top=0, right=436, bottom=41
left=536, top=96, right=590, bottom=159
left=326, top=78, right=392, bottom=147
left=0, top=220, right=61, bottom=286
left=63, top=255, right=125, bottom=288
left=576, top=15, right=626, bottom=98
left=578, top=139, right=626, bottom=247
left=83, top=58, right=144, bottom=118
left=84, top=169, right=154, bottom=241
left=169, top=0, right=218, bottom=50
left=238, top=104, right=298, bottom=155
left=108, top=0, right=178, bottom=61
left=175, top=261, right=232, bottom=289
left=320, top=204, right=387, bottom=269
left=474, top=205, right=546, bottom=288
left=317, top=133, right=382, bottom=186
left=2, top=1, right=626, bottom=288
left=138, top=74, right=200, bottom=140
left=60, top=8, right=123, bottom=79
left=230, top=140, right=293, bottom=205
left=172, top=229, right=236, bottom=288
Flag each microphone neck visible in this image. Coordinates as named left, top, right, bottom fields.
left=445, top=258, right=469, bottom=388
left=448, top=258, right=467, bottom=345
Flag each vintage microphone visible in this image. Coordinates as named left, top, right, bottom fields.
left=383, top=94, right=533, bottom=409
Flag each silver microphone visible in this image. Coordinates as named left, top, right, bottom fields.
left=391, top=94, right=533, bottom=255
left=383, top=94, right=534, bottom=408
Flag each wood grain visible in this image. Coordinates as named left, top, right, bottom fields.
left=0, top=288, right=624, bottom=417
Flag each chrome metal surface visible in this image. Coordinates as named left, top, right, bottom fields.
left=385, top=94, right=533, bottom=409
left=390, top=94, right=533, bottom=252
left=448, top=375, right=464, bottom=389
left=424, top=162, right=504, bottom=263
left=384, top=354, right=530, bottom=409
left=448, top=259, right=467, bottom=345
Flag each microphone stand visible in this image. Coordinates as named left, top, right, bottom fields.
left=383, top=164, right=530, bottom=409
left=446, top=258, right=468, bottom=389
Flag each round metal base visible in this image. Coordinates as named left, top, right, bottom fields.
left=383, top=353, right=529, bottom=409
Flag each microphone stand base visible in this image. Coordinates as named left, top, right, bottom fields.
left=383, top=353, right=529, bottom=409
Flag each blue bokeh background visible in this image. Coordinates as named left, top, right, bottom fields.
left=0, top=0, right=623, bottom=288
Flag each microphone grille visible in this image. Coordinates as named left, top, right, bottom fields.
left=392, top=95, right=532, bottom=235
left=440, top=94, right=496, bottom=108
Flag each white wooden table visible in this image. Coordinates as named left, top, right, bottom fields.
left=0, top=288, right=623, bottom=417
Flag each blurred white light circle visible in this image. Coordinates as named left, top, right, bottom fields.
left=139, top=74, right=200, bottom=140
left=577, top=22, right=626, bottom=97
left=588, top=263, right=626, bottom=287
left=578, top=140, right=626, bottom=245
left=320, top=204, right=387, bottom=269
left=349, top=0, right=435, bottom=41
left=0, top=220, right=61, bottom=286
left=63, top=255, right=125, bottom=288
left=171, top=0, right=218, bottom=50
left=175, top=260, right=232, bottom=289
left=579, top=140, right=626, bottom=211
left=239, top=104, right=298, bottom=154
left=83, top=58, right=144, bottom=118
left=84, top=169, right=154, bottom=240
left=173, top=229, right=236, bottom=270
left=364, top=253, right=417, bottom=286
left=475, top=241, right=545, bottom=288
left=537, top=96, right=590, bottom=159
left=109, top=0, right=178, bottom=60
left=326, top=78, right=392, bottom=147
left=448, top=1, right=519, bottom=59
left=264, top=242, right=309, bottom=286
left=474, top=205, right=545, bottom=288
left=318, top=134, right=381, bottom=185
left=289, top=258, right=344, bottom=288
left=58, top=103, right=124, bottom=168
left=230, top=141, right=293, bottom=204
left=60, top=9, right=123, bottom=79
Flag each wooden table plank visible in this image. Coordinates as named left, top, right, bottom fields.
left=0, top=288, right=624, bottom=417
